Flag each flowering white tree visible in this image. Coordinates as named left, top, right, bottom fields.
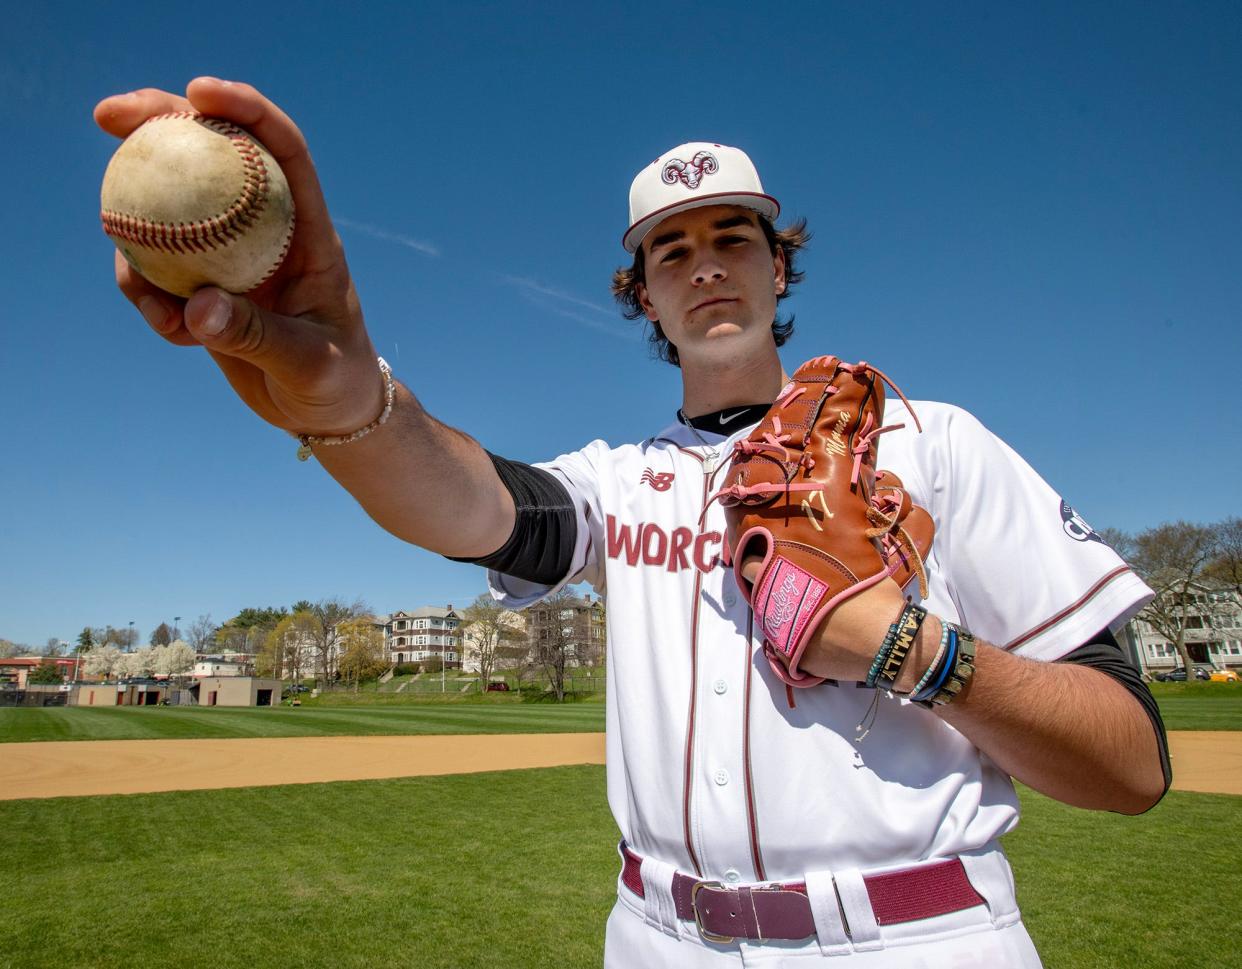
left=82, top=645, right=122, bottom=679
left=154, top=641, right=196, bottom=678
left=117, top=647, right=155, bottom=679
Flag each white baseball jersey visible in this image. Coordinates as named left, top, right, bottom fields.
left=488, top=400, right=1152, bottom=964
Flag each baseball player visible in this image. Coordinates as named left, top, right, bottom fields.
left=97, top=79, right=1170, bottom=967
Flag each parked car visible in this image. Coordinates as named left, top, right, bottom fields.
left=1155, top=666, right=1213, bottom=682
left=1209, top=669, right=1240, bottom=683
left=485, top=681, right=511, bottom=692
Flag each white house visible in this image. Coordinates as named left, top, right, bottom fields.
left=1129, top=583, right=1242, bottom=676
left=380, top=605, right=462, bottom=669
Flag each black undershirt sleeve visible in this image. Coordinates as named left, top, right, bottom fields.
left=446, top=452, right=578, bottom=586
left=1055, top=628, right=1172, bottom=807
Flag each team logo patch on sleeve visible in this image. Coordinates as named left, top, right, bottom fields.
left=1060, top=499, right=1105, bottom=544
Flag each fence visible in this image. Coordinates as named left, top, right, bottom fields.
left=0, top=688, right=68, bottom=707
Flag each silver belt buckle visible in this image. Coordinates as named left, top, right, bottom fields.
left=691, top=880, right=735, bottom=944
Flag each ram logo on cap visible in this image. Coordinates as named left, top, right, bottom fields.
left=623, top=141, right=780, bottom=252
left=662, top=152, right=719, bottom=190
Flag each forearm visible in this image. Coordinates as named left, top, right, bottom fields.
left=311, top=382, right=515, bottom=557
left=933, top=633, right=1167, bottom=814
left=795, top=589, right=1167, bottom=814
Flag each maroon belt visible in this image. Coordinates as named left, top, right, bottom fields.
left=620, top=843, right=986, bottom=943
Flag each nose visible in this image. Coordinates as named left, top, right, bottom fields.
left=692, top=258, right=726, bottom=286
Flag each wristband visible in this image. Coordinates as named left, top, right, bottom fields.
left=865, top=601, right=911, bottom=688
left=912, top=625, right=958, bottom=705
left=923, top=628, right=977, bottom=706
left=909, top=619, right=951, bottom=698
left=876, top=602, right=927, bottom=690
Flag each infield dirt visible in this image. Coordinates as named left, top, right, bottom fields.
left=1, top=730, right=1237, bottom=800
left=0, top=732, right=604, bottom=800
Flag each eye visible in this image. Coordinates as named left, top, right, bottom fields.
left=659, top=247, right=688, bottom=264
left=719, top=234, right=748, bottom=247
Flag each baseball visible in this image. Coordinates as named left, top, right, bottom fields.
left=100, top=112, right=295, bottom=298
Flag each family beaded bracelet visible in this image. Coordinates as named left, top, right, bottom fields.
left=293, top=357, right=395, bottom=461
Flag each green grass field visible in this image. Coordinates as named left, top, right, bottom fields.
left=0, top=767, right=1236, bottom=968
left=2, top=682, right=1235, bottom=743
left=0, top=703, right=606, bottom=743
left=1148, top=681, right=1242, bottom=730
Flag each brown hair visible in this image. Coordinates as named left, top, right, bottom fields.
left=610, top=215, right=810, bottom=367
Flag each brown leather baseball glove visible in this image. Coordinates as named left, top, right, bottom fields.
left=712, top=356, right=934, bottom=687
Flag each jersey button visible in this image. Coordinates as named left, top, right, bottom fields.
left=713, top=769, right=729, bottom=786
left=724, top=869, right=742, bottom=884
left=713, top=678, right=728, bottom=695
left=724, top=590, right=737, bottom=607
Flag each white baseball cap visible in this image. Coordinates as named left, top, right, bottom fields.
left=622, top=141, right=780, bottom=253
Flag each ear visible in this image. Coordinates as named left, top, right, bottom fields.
left=636, top=281, right=659, bottom=323
left=773, top=245, right=787, bottom=296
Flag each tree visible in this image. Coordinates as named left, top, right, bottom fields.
left=76, top=628, right=96, bottom=651
left=461, top=594, right=524, bottom=691
left=152, top=642, right=195, bottom=679
left=82, top=645, right=123, bottom=680
left=28, top=659, right=64, bottom=684
left=44, top=638, right=64, bottom=657
left=216, top=607, right=288, bottom=657
left=257, top=611, right=319, bottom=681
left=1127, top=521, right=1227, bottom=678
left=186, top=615, right=216, bottom=654
left=150, top=623, right=173, bottom=647
left=336, top=618, right=388, bottom=692
left=308, top=598, right=368, bottom=689
left=531, top=588, right=584, bottom=702
left=1208, top=517, right=1242, bottom=596
left=96, top=625, right=137, bottom=650
left=0, top=639, right=19, bottom=659
left=117, top=647, right=156, bottom=679
left=224, top=606, right=290, bottom=629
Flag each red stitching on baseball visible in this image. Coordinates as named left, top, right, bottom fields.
left=100, top=113, right=276, bottom=262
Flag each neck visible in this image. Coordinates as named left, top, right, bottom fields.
left=678, top=347, right=787, bottom=418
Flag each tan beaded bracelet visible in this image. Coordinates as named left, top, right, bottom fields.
left=294, top=356, right=394, bottom=461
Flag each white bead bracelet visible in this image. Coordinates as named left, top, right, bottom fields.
left=294, top=356, right=395, bottom=461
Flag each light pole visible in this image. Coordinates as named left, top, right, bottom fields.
left=128, top=621, right=135, bottom=652
left=173, top=616, right=181, bottom=643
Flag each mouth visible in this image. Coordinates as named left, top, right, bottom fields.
left=690, top=297, right=736, bottom=313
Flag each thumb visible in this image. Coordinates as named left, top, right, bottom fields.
left=183, top=287, right=295, bottom=369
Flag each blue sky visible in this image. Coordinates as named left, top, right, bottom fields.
left=1, top=1, right=1239, bottom=647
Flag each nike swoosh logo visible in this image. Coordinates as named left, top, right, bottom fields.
left=719, top=410, right=749, bottom=425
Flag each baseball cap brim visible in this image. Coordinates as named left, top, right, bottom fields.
left=622, top=191, right=780, bottom=253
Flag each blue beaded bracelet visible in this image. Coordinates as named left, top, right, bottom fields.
left=913, top=625, right=958, bottom=705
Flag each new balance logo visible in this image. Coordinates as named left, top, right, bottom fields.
left=640, top=469, right=675, bottom=492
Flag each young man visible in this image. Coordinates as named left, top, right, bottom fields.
left=97, top=79, right=1168, bottom=967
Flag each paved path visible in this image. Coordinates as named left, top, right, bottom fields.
left=0, top=731, right=1236, bottom=800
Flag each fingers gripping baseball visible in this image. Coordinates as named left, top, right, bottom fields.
left=184, top=289, right=382, bottom=435
left=96, top=78, right=377, bottom=435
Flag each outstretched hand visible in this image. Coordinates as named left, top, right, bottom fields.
left=94, top=77, right=382, bottom=436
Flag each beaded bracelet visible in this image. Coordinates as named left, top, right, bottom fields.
left=914, top=623, right=978, bottom=705
left=294, top=357, right=395, bottom=461
left=909, top=619, right=952, bottom=698
left=876, top=602, right=927, bottom=690
left=866, top=602, right=914, bottom=688
left=923, top=629, right=977, bottom=707
left=912, top=625, right=958, bottom=704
